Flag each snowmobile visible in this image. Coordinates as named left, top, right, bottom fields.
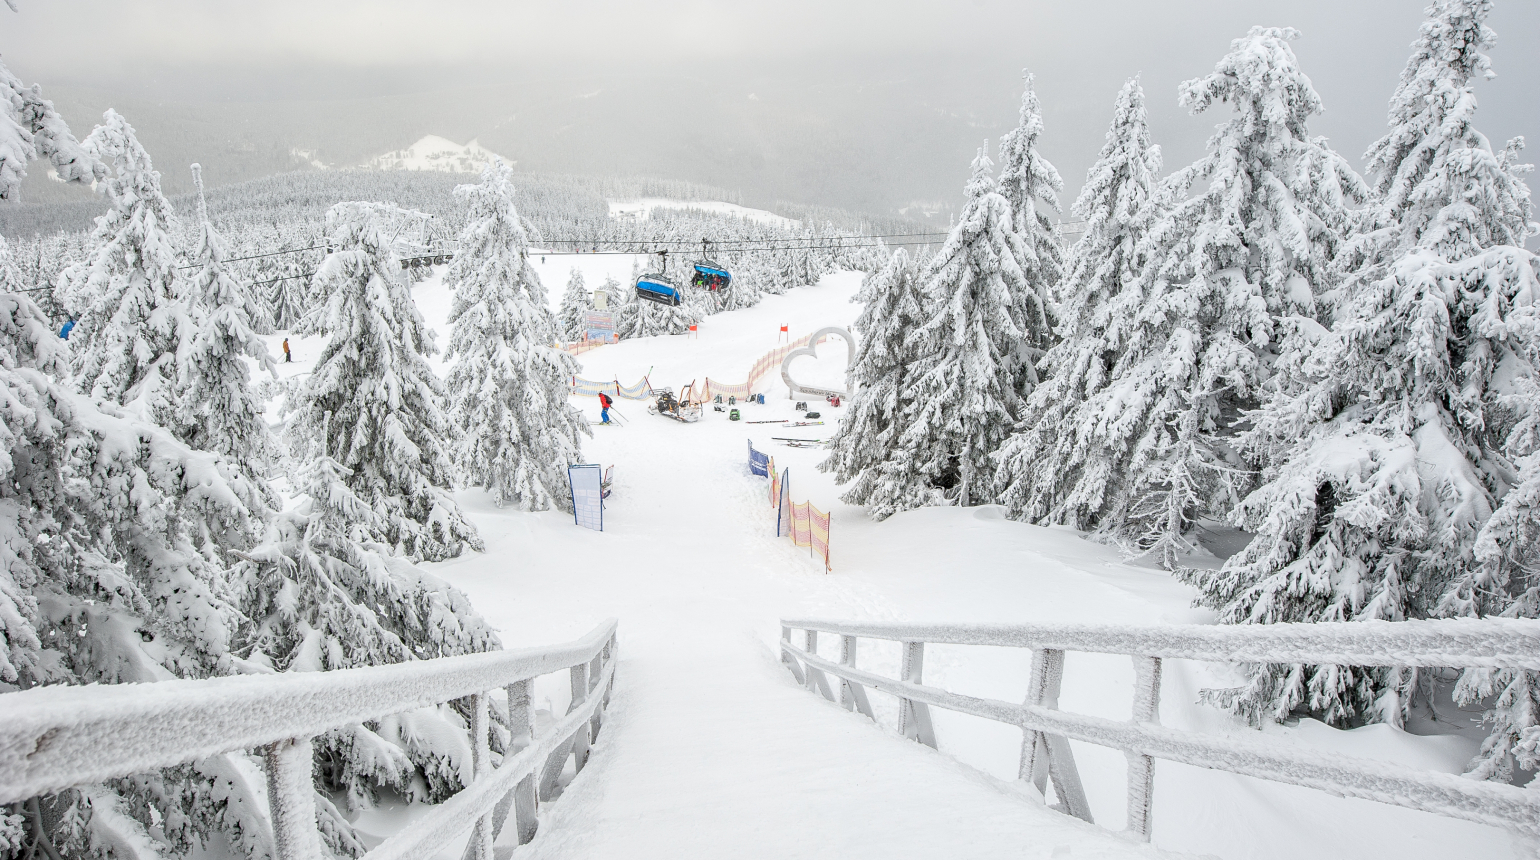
left=648, top=385, right=702, bottom=423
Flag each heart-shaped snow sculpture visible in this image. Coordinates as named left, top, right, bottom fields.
left=781, top=326, right=857, bottom=399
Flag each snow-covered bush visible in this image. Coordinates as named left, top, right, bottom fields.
left=444, top=161, right=589, bottom=510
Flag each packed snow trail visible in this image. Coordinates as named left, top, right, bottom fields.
left=429, top=389, right=1164, bottom=860
left=268, top=267, right=1521, bottom=860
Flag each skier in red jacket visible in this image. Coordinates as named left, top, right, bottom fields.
left=598, top=391, right=613, bottom=424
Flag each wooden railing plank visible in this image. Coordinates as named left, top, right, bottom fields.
left=779, top=630, right=1540, bottom=840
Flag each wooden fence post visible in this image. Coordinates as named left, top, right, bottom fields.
left=898, top=642, right=937, bottom=749
left=781, top=626, right=806, bottom=685
left=839, top=635, right=875, bottom=718
left=466, top=692, right=494, bottom=860
left=265, top=737, right=321, bottom=860
left=804, top=630, right=835, bottom=701
left=1019, top=649, right=1093, bottom=823
left=1127, top=655, right=1163, bottom=840
left=506, top=679, right=538, bottom=845
left=570, top=661, right=592, bottom=772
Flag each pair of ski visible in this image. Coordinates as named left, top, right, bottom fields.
left=773, top=437, right=825, bottom=448
left=745, top=419, right=824, bottom=427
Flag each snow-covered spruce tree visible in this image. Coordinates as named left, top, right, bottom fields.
left=0, top=56, right=104, bottom=199
left=0, top=286, right=281, bottom=859
left=995, top=76, right=1163, bottom=527
left=177, top=163, right=281, bottom=481
left=286, top=202, right=482, bottom=561
left=1041, top=28, right=1363, bottom=566
left=444, top=161, right=588, bottom=510
left=1180, top=5, right=1540, bottom=748
left=996, top=71, right=1065, bottom=325
left=56, top=110, right=192, bottom=427
left=889, top=145, right=1039, bottom=509
left=557, top=266, right=591, bottom=342
left=817, top=248, right=930, bottom=518
left=1339, top=0, right=1527, bottom=277
left=235, top=448, right=501, bottom=842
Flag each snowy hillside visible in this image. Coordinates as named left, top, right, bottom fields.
left=609, top=198, right=799, bottom=228
left=364, top=135, right=509, bottom=173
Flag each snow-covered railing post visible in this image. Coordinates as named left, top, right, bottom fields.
left=1126, top=655, right=1162, bottom=840
left=1019, top=648, right=1090, bottom=822
left=467, top=691, right=494, bottom=860
left=777, top=617, right=1540, bottom=848
left=504, top=679, right=538, bottom=845
left=0, top=619, right=620, bottom=860
left=839, top=635, right=874, bottom=717
left=897, top=642, right=937, bottom=748
left=266, top=737, right=322, bottom=860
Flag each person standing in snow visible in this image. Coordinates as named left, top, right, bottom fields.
left=282, top=337, right=291, bottom=362
left=59, top=318, right=75, bottom=339
left=598, top=390, right=613, bottom=424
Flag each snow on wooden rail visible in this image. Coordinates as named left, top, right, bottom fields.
left=0, top=619, right=620, bottom=860
left=777, top=617, right=1540, bottom=844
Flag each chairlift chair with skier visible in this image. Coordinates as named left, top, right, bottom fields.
left=690, top=239, right=732, bottom=292
left=634, top=249, right=684, bottom=306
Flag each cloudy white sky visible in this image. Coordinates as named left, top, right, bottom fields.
left=3, top=0, right=1537, bottom=219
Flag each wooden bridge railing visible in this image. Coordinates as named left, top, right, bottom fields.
left=0, top=619, right=619, bottom=860
left=779, top=617, right=1540, bottom=844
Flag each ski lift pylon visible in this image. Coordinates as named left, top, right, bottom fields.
left=634, top=249, right=683, bottom=306
left=690, top=239, right=732, bottom=292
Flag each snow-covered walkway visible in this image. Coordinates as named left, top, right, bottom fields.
left=433, top=388, right=1161, bottom=860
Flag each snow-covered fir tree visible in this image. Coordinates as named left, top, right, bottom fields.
left=817, top=247, right=931, bottom=518
left=287, top=202, right=482, bottom=561
left=996, top=71, right=1065, bottom=325
left=56, top=110, right=192, bottom=425
left=0, top=56, right=104, bottom=199
left=235, top=448, right=501, bottom=850
left=444, top=161, right=589, bottom=510
left=176, top=163, right=281, bottom=479
left=0, top=286, right=277, bottom=859
left=557, top=266, right=592, bottom=342
left=887, top=145, right=1038, bottom=509
left=1340, top=0, right=1528, bottom=276
left=995, top=76, right=1162, bottom=527
left=1038, top=28, right=1363, bottom=566
left=1180, top=4, right=1540, bottom=759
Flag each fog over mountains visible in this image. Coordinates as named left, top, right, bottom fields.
left=5, top=0, right=1538, bottom=226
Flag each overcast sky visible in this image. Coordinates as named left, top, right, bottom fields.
left=3, top=0, right=1537, bottom=220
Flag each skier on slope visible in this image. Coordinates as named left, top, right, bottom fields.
left=598, top=391, right=613, bottom=424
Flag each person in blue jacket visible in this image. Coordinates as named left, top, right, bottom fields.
left=59, top=319, right=75, bottom=339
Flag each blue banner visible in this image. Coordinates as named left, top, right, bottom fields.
left=748, top=440, right=769, bottom=477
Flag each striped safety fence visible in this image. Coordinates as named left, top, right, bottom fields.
left=701, top=332, right=829, bottom=403
left=753, top=447, right=830, bottom=573
left=570, top=376, right=653, bottom=400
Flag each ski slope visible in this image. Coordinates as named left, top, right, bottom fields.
left=261, top=267, right=1520, bottom=860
